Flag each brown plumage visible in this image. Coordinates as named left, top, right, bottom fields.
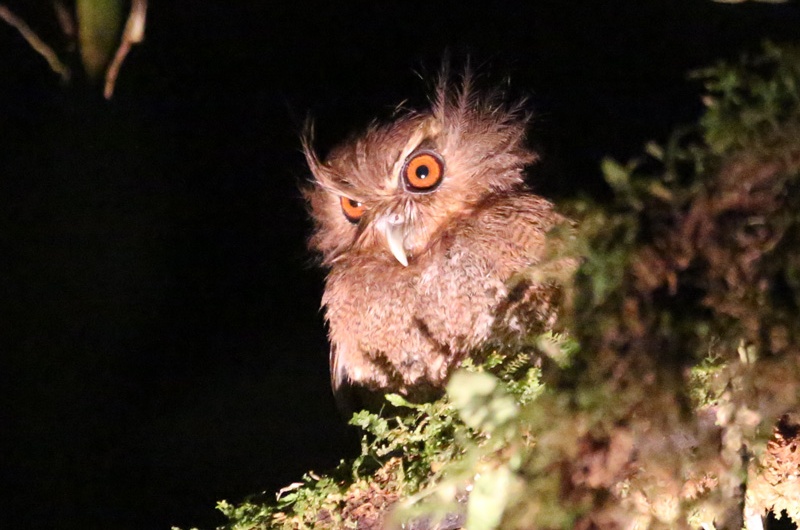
left=304, top=76, right=567, bottom=408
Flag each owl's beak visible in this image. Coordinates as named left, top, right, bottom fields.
left=377, top=213, right=408, bottom=267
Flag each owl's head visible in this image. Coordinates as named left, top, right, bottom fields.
left=304, top=78, right=538, bottom=267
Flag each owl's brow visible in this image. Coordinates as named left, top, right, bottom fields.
left=316, top=178, right=347, bottom=196
left=314, top=172, right=369, bottom=203
left=389, top=118, right=442, bottom=187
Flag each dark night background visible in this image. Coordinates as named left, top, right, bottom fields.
left=1, top=1, right=799, bottom=529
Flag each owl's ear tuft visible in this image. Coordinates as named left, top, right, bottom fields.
left=302, top=121, right=348, bottom=196
left=433, top=68, right=531, bottom=127
left=427, top=67, right=538, bottom=193
left=301, top=120, right=325, bottom=182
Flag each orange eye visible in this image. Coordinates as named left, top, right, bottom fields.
left=402, top=151, right=444, bottom=193
left=340, top=196, right=366, bottom=223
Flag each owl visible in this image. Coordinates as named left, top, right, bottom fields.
left=304, top=77, right=567, bottom=408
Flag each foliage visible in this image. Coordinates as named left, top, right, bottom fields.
left=216, top=41, right=800, bottom=530
left=0, top=0, right=145, bottom=97
left=75, top=0, right=125, bottom=78
left=214, top=348, right=554, bottom=530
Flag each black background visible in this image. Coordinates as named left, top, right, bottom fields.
left=1, top=1, right=799, bottom=529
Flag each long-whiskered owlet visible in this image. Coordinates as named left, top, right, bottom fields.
left=304, top=77, right=568, bottom=408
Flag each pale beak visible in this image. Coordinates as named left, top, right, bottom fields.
left=377, top=212, right=408, bottom=267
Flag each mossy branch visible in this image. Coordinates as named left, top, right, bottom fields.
left=214, top=41, right=800, bottom=530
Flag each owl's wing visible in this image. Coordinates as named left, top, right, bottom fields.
left=329, top=342, right=345, bottom=394
left=330, top=343, right=362, bottom=415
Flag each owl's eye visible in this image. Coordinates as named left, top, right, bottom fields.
left=402, top=151, right=444, bottom=193
left=340, top=196, right=366, bottom=223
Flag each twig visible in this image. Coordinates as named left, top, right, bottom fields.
left=104, top=0, right=147, bottom=99
left=52, top=0, right=76, bottom=50
left=0, top=3, right=70, bottom=81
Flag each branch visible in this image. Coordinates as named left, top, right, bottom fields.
left=0, top=3, right=70, bottom=81
left=53, top=0, right=76, bottom=48
left=104, top=0, right=147, bottom=99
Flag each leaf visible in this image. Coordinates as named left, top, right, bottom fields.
left=447, top=371, right=518, bottom=434
left=385, top=393, right=415, bottom=408
left=601, top=157, right=632, bottom=194
left=645, top=141, right=665, bottom=161
left=465, top=466, right=514, bottom=530
left=77, top=0, right=124, bottom=78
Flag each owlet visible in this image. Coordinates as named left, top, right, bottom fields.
left=304, top=77, right=568, bottom=408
